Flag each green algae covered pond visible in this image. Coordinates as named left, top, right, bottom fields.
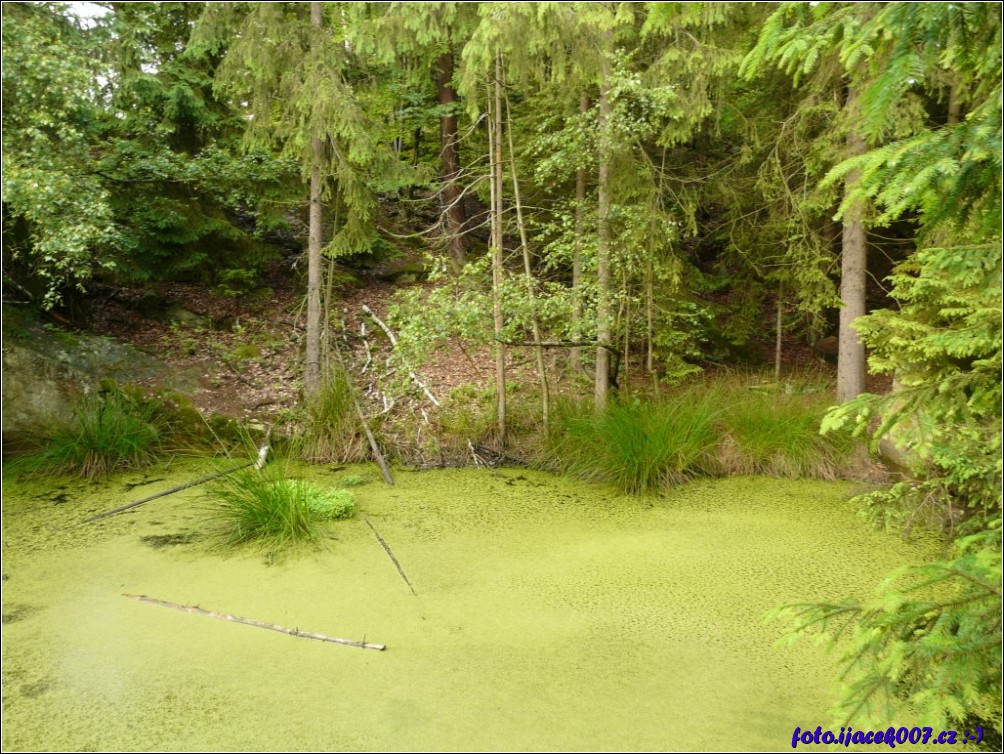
left=2, top=463, right=937, bottom=751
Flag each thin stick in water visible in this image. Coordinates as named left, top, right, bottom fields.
left=365, top=518, right=418, bottom=596
left=82, top=461, right=253, bottom=524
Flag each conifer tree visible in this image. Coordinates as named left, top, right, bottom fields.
left=195, top=2, right=399, bottom=399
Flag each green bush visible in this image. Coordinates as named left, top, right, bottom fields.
left=14, top=390, right=164, bottom=477
left=205, top=463, right=355, bottom=553
left=303, top=487, right=356, bottom=520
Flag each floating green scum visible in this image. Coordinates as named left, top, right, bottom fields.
left=2, top=463, right=937, bottom=751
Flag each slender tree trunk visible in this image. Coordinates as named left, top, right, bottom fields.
left=505, top=92, right=549, bottom=434
left=305, top=1, right=324, bottom=401
left=321, top=197, right=340, bottom=380
left=570, top=93, right=588, bottom=374
left=774, top=281, right=783, bottom=382
left=437, top=51, right=467, bottom=272
left=594, top=49, right=612, bottom=413
left=490, top=55, right=507, bottom=445
left=836, top=88, right=868, bottom=403
left=622, top=270, right=630, bottom=396
left=947, top=83, right=961, bottom=126
left=646, top=259, right=654, bottom=375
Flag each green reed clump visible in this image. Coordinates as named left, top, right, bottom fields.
left=715, top=386, right=852, bottom=479
left=206, top=462, right=355, bottom=553
left=542, top=373, right=859, bottom=494
left=299, top=370, right=368, bottom=463
left=550, top=393, right=720, bottom=493
left=14, top=390, right=164, bottom=478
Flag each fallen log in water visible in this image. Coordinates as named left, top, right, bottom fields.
left=123, top=593, right=386, bottom=651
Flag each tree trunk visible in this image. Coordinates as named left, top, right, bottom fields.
left=947, top=82, right=961, bottom=126
left=836, top=90, right=868, bottom=403
left=622, top=269, right=630, bottom=396
left=490, top=55, right=507, bottom=445
left=570, top=93, right=588, bottom=374
left=594, top=49, right=612, bottom=413
left=646, top=258, right=654, bottom=375
left=437, top=51, right=467, bottom=272
left=774, top=281, right=783, bottom=382
left=305, top=1, right=324, bottom=401
left=505, top=91, right=549, bottom=435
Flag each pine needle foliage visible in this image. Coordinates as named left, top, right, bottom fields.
left=752, top=1, right=1002, bottom=736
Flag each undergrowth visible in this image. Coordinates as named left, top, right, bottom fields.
left=716, top=385, right=854, bottom=479
left=549, top=393, right=719, bottom=493
left=298, top=370, right=369, bottom=463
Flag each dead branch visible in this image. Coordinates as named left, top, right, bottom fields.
left=361, top=304, right=441, bottom=407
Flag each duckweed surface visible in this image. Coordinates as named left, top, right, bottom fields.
left=2, top=463, right=936, bottom=751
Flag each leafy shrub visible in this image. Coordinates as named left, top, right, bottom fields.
left=303, top=487, right=355, bottom=520
left=15, top=390, right=164, bottom=477
left=205, top=462, right=355, bottom=553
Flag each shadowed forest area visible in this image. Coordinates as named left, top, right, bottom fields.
left=2, top=2, right=1001, bottom=751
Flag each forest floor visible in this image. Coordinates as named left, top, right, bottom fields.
left=84, top=251, right=888, bottom=429
left=86, top=258, right=495, bottom=423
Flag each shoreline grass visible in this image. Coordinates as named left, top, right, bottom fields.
left=9, top=390, right=165, bottom=478
left=542, top=375, right=857, bottom=494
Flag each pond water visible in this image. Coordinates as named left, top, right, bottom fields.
left=2, top=463, right=935, bottom=751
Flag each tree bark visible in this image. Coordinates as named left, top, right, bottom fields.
left=305, top=1, right=325, bottom=401
left=594, top=48, right=612, bottom=413
left=505, top=91, right=549, bottom=434
left=947, top=82, right=961, bottom=126
left=437, top=51, right=467, bottom=272
left=490, top=54, right=507, bottom=445
left=836, top=88, right=868, bottom=403
left=774, top=281, right=783, bottom=382
left=571, top=93, right=589, bottom=374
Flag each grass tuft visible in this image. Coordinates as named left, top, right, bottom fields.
left=543, top=373, right=858, bottom=494
left=205, top=461, right=355, bottom=554
left=549, top=392, right=719, bottom=494
left=299, top=371, right=368, bottom=463
left=12, top=390, right=164, bottom=478
left=716, top=386, right=851, bottom=479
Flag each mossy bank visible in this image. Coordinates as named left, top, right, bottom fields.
left=2, top=463, right=937, bottom=751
